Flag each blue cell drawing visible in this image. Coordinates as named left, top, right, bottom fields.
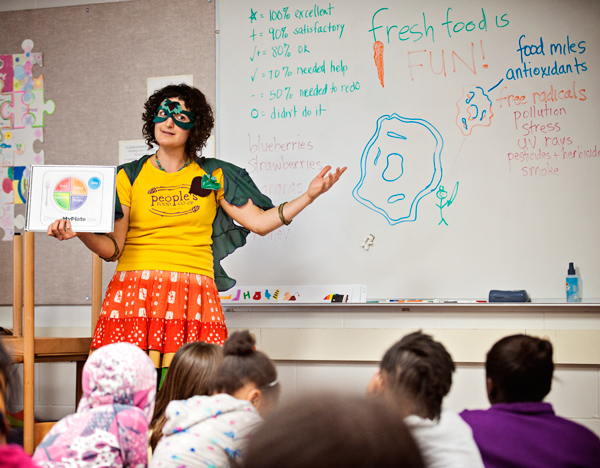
left=456, top=85, right=494, bottom=136
left=353, top=114, right=444, bottom=225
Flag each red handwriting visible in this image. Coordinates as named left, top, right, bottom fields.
left=496, top=81, right=585, bottom=108
left=407, top=41, right=485, bottom=81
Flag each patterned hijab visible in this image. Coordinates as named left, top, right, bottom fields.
left=77, top=342, right=156, bottom=423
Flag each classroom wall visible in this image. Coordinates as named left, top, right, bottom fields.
left=2, top=305, right=599, bottom=437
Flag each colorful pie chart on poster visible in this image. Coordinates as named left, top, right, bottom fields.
left=53, top=177, right=87, bottom=210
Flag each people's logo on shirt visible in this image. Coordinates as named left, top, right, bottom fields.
left=147, top=184, right=204, bottom=217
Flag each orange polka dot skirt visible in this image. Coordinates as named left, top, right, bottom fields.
left=91, top=270, right=228, bottom=359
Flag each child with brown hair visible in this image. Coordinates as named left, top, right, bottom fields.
left=149, top=330, right=279, bottom=468
left=149, top=342, right=223, bottom=452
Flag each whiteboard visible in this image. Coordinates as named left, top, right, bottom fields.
left=217, top=0, right=600, bottom=300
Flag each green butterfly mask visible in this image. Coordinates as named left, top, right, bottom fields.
left=153, top=98, right=196, bottom=130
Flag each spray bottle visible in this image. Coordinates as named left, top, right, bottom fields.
left=566, top=262, right=580, bottom=303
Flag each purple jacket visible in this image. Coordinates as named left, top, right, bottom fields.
left=460, top=402, right=600, bottom=468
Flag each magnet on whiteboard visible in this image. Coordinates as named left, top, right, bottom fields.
left=361, top=234, right=375, bottom=251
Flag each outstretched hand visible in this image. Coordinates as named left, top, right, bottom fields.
left=307, top=165, right=347, bottom=201
left=47, top=219, right=77, bottom=241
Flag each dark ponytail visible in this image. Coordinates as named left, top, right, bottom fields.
left=212, top=331, right=279, bottom=398
left=223, top=330, right=256, bottom=357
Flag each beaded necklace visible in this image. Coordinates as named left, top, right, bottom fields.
left=155, top=153, right=190, bottom=173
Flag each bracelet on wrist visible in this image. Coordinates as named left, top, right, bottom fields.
left=278, top=202, right=292, bottom=226
left=100, top=233, right=120, bottom=262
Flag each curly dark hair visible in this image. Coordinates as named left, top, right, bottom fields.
left=142, top=84, right=214, bottom=160
left=380, top=331, right=455, bottom=420
left=211, top=330, right=280, bottom=402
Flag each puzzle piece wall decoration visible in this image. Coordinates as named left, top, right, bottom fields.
left=0, top=166, right=13, bottom=204
left=0, top=39, right=53, bottom=239
left=0, top=204, right=14, bottom=240
left=10, top=166, right=28, bottom=204
left=0, top=54, right=14, bottom=93
left=0, top=93, right=13, bottom=129
left=1, top=90, right=29, bottom=129
left=29, top=89, right=55, bottom=127
left=0, top=129, right=13, bottom=167
left=12, top=126, right=44, bottom=169
left=13, top=39, right=42, bottom=105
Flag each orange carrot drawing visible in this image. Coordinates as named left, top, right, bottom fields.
left=373, top=41, right=384, bottom=87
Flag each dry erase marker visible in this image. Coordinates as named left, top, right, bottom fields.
left=385, top=299, right=439, bottom=303
left=444, top=300, right=486, bottom=303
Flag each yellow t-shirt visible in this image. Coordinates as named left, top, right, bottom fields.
left=116, top=159, right=225, bottom=277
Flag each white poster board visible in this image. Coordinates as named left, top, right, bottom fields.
left=25, top=165, right=116, bottom=233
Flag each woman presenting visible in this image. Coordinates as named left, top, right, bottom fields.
left=48, top=84, right=345, bottom=372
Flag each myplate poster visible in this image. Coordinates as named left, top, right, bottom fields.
left=26, top=165, right=116, bottom=233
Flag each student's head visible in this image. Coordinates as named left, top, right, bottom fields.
left=78, top=342, right=157, bottom=423
left=243, top=393, right=425, bottom=468
left=378, top=331, right=455, bottom=420
left=0, top=339, right=13, bottom=444
left=150, top=342, right=223, bottom=450
left=485, top=334, right=553, bottom=404
left=142, top=84, right=214, bottom=160
left=211, top=330, right=280, bottom=416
